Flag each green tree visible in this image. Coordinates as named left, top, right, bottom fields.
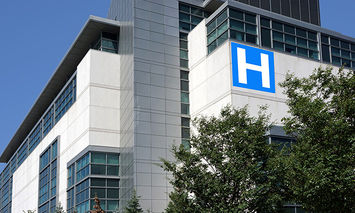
left=279, top=67, right=355, bottom=212
left=162, top=106, right=286, bottom=213
left=124, top=190, right=144, bottom=213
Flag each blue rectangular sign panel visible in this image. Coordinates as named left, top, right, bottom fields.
left=231, top=42, right=275, bottom=93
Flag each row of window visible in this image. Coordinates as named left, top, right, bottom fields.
left=0, top=75, right=76, bottom=194
left=38, top=141, right=58, bottom=213
left=67, top=152, right=120, bottom=213
left=91, top=32, right=119, bottom=54
left=206, top=6, right=355, bottom=69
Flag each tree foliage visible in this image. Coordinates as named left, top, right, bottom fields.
left=280, top=67, right=355, bottom=212
left=124, top=190, right=144, bottom=213
left=162, top=106, right=286, bottom=213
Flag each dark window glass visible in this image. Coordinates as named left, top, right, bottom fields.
left=229, top=9, right=243, bottom=20
left=281, top=0, right=291, bottom=16
left=331, top=47, right=340, bottom=57
left=180, top=32, right=188, bottom=40
left=230, top=30, right=245, bottom=41
left=181, top=117, right=190, bottom=127
left=207, top=20, right=216, bottom=34
left=245, top=14, right=256, bottom=24
left=308, top=32, right=317, bottom=41
left=91, top=178, right=106, bottom=187
left=216, top=10, right=227, bottom=26
left=284, top=25, right=295, bottom=34
left=298, top=47, right=308, bottom=57
left=91, top=153, right=106, bottom=164
left=272, top=21, right=283, bottom=31
left=179, top=21, right=190, bottom=31
left=91, top=165, right=106, bottom=175
left=207, top=31, right=217, bottom=45
left=107, top=166, right=119, bottom=176
left=352, top=61, right=355, bottom=68
left=351, top=44, right=355, bottom=51
left=332, top=56, right=341, bottom=65
left=285, top=44, right=296, bottom=54
left=179, top=12, right=190, bottom=22
left=107, top=200, right=119, bottom=211
left=342, top=50, right=350, bottom=59
left=180, top=59, right=188, bottom=68
left=271, top=0, right=281, bottom=13
left=309, top=50, right=319, bottom=60
left=321, top=45, right=330, bottom=62
left=246, top=34, right=257, bottom=44
left=285, top=35, right=296, bottom=45
left=273, top=31, right=284, bottom=42
left=180, top=49, right=188, bottom=59
left=261, top=18, right=270, bottom=27
left=230, top=19, right=244, bottom=31
left=107, top=189, right=119, bottom=199
left=91, top=188, right=105, bottom=198
left=297, top=38, right=307, bottom=48
left=261, top=28, right=271, bottom=47
left=181, top=80, right=189, bottom=91
left=261, top=0, right=271, bottom=10
left=217, top=21, right=228, bottom=36
left=245, top=24, right=257, bottom=34
left=309, top=0, right=319, bottom=25
left=208, top=41, right=217, bottom=54
left=274, top=41, right=284, bottom=51
left=342, top=59, right=351, bottom=67
left=179, top=4, right=190, bottom=13
left=107, top=179, right=119, bottom=187
left=330, top=38, right=339, bottom=47
left=107, top=154, right=119, bottom=165
left=308, top=41, right=318, bottom=50
left=291, top=0, right=300, bottom=19
left=341, top=41, right=350, bottom=50
left=321, top=35, right=329, bottom=44
left=191, top=7, right=203, bottom=16
left=191, top=16, right=203, bottom=25
left=181, top=103, right=190, bottom=114
left=296, top=28, right=307, bottom=38
left=217, top=31, right=228, bottom=45
left=182, top=127, right=190, bottom=138
left=300, top=0, right=310, bottom=22
left=180, top=71, right=189, bottom=80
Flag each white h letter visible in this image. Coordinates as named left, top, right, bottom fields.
left=237, top=47, right=270, bottom=88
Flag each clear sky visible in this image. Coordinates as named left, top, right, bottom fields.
left=0, top=0, right=354, bottom=172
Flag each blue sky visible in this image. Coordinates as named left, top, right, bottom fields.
left=0, top=0, right=354, bottom=171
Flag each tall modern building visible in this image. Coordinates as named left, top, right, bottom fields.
left=0, top=0, right=353, bottom=212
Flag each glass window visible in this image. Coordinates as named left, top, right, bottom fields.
left=308, top=32, right=317, bottom=41
left=180, top=49, right=188, bottom=59
left=297, top=38, right=307, bottom=48
left=181, top=80, right=189, bottom=91
left=308, top=41, right=318, bottom=50
left=207, top=20, right=216, bottom=34
left=217, top=31, right=228, bottom=45
left=179, top=4, right=189, bottom=13
left=180, top=32, right=188, bottom=40
left=261, top=28, right=271, bottom=48
left=179, top=21, right=190, bottom=31
left=180, top=59, right=188, bottom=68
left=297, top=47, right=308, bottom=57
left=351, top=44, right=355, bottom=51
left=107, top=200, right=119, bottom=211
left=261, top=18, right=270, bottom=27
left=273, top=31, right=283, bottom=42
left=245, top=13, right=256, bottom=24
left=285, top=44, right=296, bottom=54
left=341, top=50, right=350, bottom=59
left=40, top=149, right=50, bottom=171
left=272, top=21, right=283, bottom=31
left=107, top=154, right=119, bottom=165
left=296, top=28, right=307, bottom=38
left=285, top=35, right=295, bottom=44
left=331, top=47, right=341, bottom=57
left=321, top=45, right=330, bottom=62
left=107, top=179, right=119, bottom=187
left=191, top=16, right=203, bottom=25
left=181, top=92, right=189, bottom=103
left=309, top=50, right=319, bottom=60
left=107, top=166, right=119, bottom=176
left=91, top=178, right=106, bottom=187
left=107, top=189, right=119, bottom=198
left=330, top=38, right=339, bottom=47
left=230, top=19, right=244, bottom=31
left=216, top=10, right=227, bottom=26
left=207, top=30, right=217, bottom=45
left=91, top=153, right=106, bottom=164
left=181, top=103, right=190, bottom=114
left=321, top=35, right=329, bottom=44
left=91, top=188, right=106, bottom=198
left=246, top=34, right=257, bottom=44
left=191, top=7, right=203, bottom=16
left=274, top=41, right=284, bottom=51
left=179, top=12, right=190, bottom=22
left=341, top=41, right=350, bottom=49
left=208, top=41, right=217, bottom=54
left=91, top=165, right=106, bottom=175
left=230, top=30, right=244, bottom=41
left=284, top=25, right=295, bottom=34
left=332, top=56, right=341, bottom=65
left=217, top=21, right=228, bottom=36
left=245, top=24, right=256, bottom=34
left=180, top=71, right=188, bottom=80
left=229, top=9, right=243, bottom=20
left=342, top=59, right=351, bottom=67
left=182, top=117, right=190, bottom=127
left=182, top=127, right=190, bottom=138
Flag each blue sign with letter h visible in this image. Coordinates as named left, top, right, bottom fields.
left=231, top=42, right=275, bottom=93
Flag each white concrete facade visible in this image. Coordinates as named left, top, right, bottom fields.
left=11, top=50, right=121, bottom=212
